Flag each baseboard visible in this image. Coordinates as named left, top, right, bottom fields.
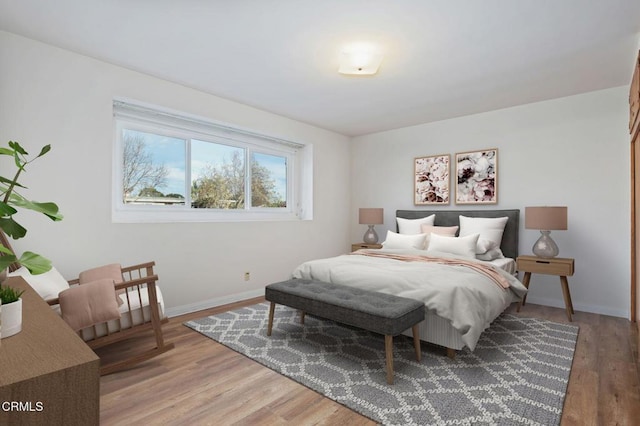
left=165, top=290, right=629, bottom=320
left=525, top=295, right=628, bottom=319
left=165, top=288, right=264, bottom=318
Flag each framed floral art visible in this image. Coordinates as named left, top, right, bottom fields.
left=455, top=148, right=498, bottom=204
left=414, top=154, right=450, bottom=205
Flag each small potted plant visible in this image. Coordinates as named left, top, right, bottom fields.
left=0, top=285, right=24, bottom=337
left=0, top=141, right=63, bottom=338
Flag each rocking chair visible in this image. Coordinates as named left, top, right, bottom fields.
left=0, top=231, right=174, bottom=375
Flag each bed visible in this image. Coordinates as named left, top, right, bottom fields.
left=292, top=209, right=527, bottom=356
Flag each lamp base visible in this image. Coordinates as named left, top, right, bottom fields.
left=532, top=230, right=559, bottom=258
left=363, top=225, right=379, bottom=244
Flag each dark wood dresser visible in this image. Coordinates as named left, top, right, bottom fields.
left=0, top=276, right=100, bottom=425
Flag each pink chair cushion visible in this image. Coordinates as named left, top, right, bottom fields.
left=79, top=263, right=124, bottom=305
left=59, top=278, right=121, bottom=331
left=79, top=263, right=122, bottom=283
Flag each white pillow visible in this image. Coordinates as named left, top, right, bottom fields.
left=476, top=238, right=499, bottom=253
left=7, top=266, right=70, bottom=301
left=381, top=230, right=427, bottom=250
left=420, top=224, right=459, bottom=250
left=459, top=216, right=508, bottom=254
left=476, top=247, right=505, bottom=261
left=426, top=233, right=480, bottom=258
left=396, top=215, right=435, bottom=234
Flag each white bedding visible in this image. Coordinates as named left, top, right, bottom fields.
left=488, top=257, right=517, bottom=275
left=292, top=248, right=527, bottom=351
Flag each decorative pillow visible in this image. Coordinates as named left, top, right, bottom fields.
left=420, top=225, right=459, bottom=250
left=7, top=266, right=70, bottom=301
left=79, top=263, right=124, bottom=306
left=59, top=278, right=122, bottom=331
left=381, top=230, right=428, bottom=250
left=459, top=216, right=508, bottom=254
left=475, top=247, right=505, bottom=261
left=476, top=238, right=499, bottom=253
left=396, top=215, right=435, bottom=234
left=426, top=233, right=480, bottom=258
left=79, top=263, right=122, bottom=283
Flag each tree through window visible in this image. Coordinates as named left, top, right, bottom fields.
left=122, top=129, right=185, bottom=205
left=113, top=100, right=310, bottom=222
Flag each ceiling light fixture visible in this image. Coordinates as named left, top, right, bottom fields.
left=338, top=43, right=383, bottom=76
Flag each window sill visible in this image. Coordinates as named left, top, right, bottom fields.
left=112, top=207, right=311, bottom=223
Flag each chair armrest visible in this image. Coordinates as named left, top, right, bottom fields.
left=51, top=273, right=160, bottom=306
left=121, top=261, right=156, bottom=274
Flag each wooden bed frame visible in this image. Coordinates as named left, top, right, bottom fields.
left=395, top=209, right=520, bottom=357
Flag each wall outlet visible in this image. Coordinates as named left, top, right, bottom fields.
left=244, top=272, right=250, bottom=281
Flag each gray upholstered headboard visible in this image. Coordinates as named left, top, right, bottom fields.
left=395, top=209, right=520, bottom=259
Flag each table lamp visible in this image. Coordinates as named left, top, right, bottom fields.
left=525, top=206, right=568, bottom=258
left=359, top=208, right=384, bottom=244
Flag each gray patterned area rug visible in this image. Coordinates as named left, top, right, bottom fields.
left=185, top=303, right=579, bottom=426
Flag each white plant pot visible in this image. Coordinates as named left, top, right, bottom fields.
left=1, top=298, right=22, bottom=338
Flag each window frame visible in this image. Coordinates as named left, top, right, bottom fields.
left=112, top=100, right=312, bottom=223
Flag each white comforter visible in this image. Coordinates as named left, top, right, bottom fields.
left=291, top=248, right=528, bottom=351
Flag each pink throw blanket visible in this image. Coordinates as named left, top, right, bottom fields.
left=59, top=278, right=122, bottom=331
left=351, top=251, right=510, bottom=290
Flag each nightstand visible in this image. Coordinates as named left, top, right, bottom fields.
left=516, top=255, right=575, bottom=321
left=351, top=243, right=383, bottom=252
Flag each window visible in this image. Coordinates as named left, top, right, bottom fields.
left=113, top=100, right=312, bottom=222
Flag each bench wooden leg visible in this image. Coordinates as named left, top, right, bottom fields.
left=385, top=335, right=394, bottom=384
left=412, top=324, right=421, bottom=362
left=300, top=310, right=305, bottom=325
left=267, top=302, right=276, bottom=336
left=447, top=348, right=456, bottom=359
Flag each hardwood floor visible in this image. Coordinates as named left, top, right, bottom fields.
left=99, top=298, right=640, bottom=425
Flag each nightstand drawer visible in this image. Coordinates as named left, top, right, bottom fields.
left=351, top=243, right=383, bottom=252
left=517, top=256, right=574, bottom=276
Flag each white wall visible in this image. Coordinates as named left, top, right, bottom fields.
left=1, top=30, right=633, bottom=319
left=351, top=87, right=631, bottom=318
left=0, top=31, right=351, bottom=315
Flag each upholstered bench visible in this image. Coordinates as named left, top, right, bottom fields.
left=265, top=278, right=425, bottom=384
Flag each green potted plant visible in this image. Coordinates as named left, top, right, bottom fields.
left=0, top=285, right=24, bottom=337
left=0, top=141, right=63, bottom=338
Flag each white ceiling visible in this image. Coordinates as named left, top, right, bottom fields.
left=1, top=0, right=639, bottom=136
